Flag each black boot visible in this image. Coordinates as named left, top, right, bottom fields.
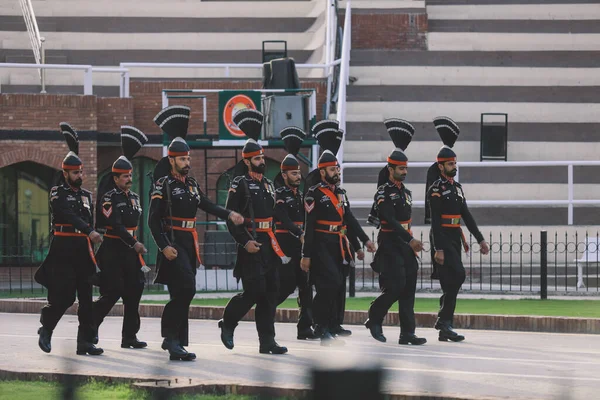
left=435, top=319, right=465, bottom=342
left=162, top=338, right=194, bottom=361
left=259, top=340, right=288, bottom=355
left=364, top=319, right=386, bottom=343
left=331, top=325, right=352, bottom=337
left=399, top=333, right=427, bottom=345
left=76, top=342, right=104, bottom=355
left=297, top=326, right=318, bottom=340
left=38, top=327, right=52, bottom=353
left=218, top=319, right=235, bottom=350
left=121, top=336, right=148, bottom=349
left=320, top=331, right=345, bottom=347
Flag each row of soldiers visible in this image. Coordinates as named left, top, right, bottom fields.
left=34, top=105, right=488, bottom=360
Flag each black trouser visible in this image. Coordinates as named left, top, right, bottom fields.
left=368, top=238, right=418, bottom=334
left=277, top=256, right=314, bottom=331
left=160, top=243, right=197, bottom=347
left=223, top=265, right=279, bottom=344
left=435, top=241, right=465, bottom=324
left=310, top=239, right=344, bottom=333
left=93, top=239, right=145, bottom=339
left=40, top=242, right=95, bottom=343
left=334, top=267, right=348, bottom=328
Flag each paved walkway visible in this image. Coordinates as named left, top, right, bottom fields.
left=1, top=313, right=599, bottom=399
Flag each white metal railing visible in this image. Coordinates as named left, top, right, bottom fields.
left=335, top=0, right=352, bottom=166
left=341, top=160, right=600, bottom=225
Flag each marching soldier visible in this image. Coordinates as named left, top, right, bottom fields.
left=149, top=105, right=244, bottom=361
left=427, top=117, right=490, bottom=342
left=364, top=119, right=426, bottom=345
left=93, top=126, right=150, bottom=349
left=34, top=123, right=104, bottom=356
left=219, top=109, right=289, bottom=355
left=300, top=120, right=376, bottom=346
left=273, top=126, right=317, bottom=340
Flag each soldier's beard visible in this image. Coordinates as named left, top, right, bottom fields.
left=394, top=172, right=407, bottom=181
left=69, top=177, right=83, bottom=188
left=176, top=166, right=190, bottom=176
left=251, top=163, right=266, bottom=174
left=446, top=169, right=457, bottom=177
left=324, top=173, right=340, bottom=185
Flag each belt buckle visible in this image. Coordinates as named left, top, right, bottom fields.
left=258, top=221, right=270, bottom=229
left=329, top=225, right=336, bottom=232
left=184, top=220, right=195, bottom=229
left=401, top=223, right=409, bottom=230
left=452, top=218, right=460, bottom=225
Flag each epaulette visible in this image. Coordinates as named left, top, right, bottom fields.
left=232, top=175, right=245, bottom=183
left=275, top=186, right=288, bottom=193
left=156, top=176, right=168, bottom=185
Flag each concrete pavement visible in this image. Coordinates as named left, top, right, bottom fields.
left=1, top=313, right=599, bottom=399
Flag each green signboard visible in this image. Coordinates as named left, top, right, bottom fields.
left=218, top=90, right=262, bottom=140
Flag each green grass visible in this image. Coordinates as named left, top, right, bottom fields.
left=140, top=297, right=600, bottom=318
left=0, top=380, right=284, bottom=400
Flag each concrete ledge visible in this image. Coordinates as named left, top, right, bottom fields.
left=2, top=299, right=599, bottom=335
left=0, top=369, right=480, bottom=400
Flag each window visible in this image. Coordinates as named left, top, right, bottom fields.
left=0, top=162, right=55, bottom=265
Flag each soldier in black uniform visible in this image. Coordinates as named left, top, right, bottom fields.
left=149, top=106, right=244, bottom=361
left=93, top=126, right=149, bottom=349
left=427, top=117, right=490, bottom=342
left=219, top=109, right=289, bottom=355
left=34, top=123, right=104, bottom=356
left=300, top=120, right=376, bottom=346
left=273, top=126, right=317, bottom=340
left=364, top=119, right=426, bottom=345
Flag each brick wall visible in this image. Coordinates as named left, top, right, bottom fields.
left=0, top=94, right=98, bottom=131
left=97, top=97, right=135, bottom=133
left=341, top=9, right=428, bottom=50
left=129, top=79, right=328, bottom=136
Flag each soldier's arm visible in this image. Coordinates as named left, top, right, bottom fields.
left=148, top=179, right=169, bottom=251
left=343, top=197, right=370, bottom=245
left=104, top=193, right=137, bottom=247
left=424, top=163, right=439, bottom=224
left=428, top=184, right=446, bottom=250
left=301, top=192, right=317, bottom=258
left=346, top=224, right=362, bottom=253
left=375, top=188, right=413, bottom=243
left=274, top=191, right=303, bottom=238
left=225, top=180, right=253, bottom=246
left=50, top=187, right=93, bottom=235
left=460, top=195, right=485, bottom=244
left=196, top=183, right=232, bottom=221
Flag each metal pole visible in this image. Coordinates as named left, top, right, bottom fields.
left=83, top=67, right=93, bottom=95
left=567, top=164, right=574, bottom=225
left=540, top=230, right=547, bottom=300
left=40, top=36, right=46, bottom=94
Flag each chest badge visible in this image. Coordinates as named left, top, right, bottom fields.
left=81, top=196, right=90, bottom=209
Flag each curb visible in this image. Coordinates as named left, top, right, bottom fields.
left=0, top=369, right=495, bottom=400
left=1, top=299, right=599, bottom=334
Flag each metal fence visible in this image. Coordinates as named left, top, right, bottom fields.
left=1, top=230, right=599, bottom=296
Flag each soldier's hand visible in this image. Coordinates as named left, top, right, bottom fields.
left=244, top=240, right=262, bottom=254
left=300, top=257, right=311, bottom=272
left=356, top=249, right=365, bottom=261
left=229, top=211, right=244, bottom=226
left=89, top=231, right=103, bottom=245
left=479, top=240, right=490, bottom=255
left=162, top=246, right=178, bottom=260
left=134, top=242, right=147, bottom=255
left=434, top=250, right=444, bottom=265
left=365, top=240, right=377, bottom=253
left=409, top=239, right=424, bottom=253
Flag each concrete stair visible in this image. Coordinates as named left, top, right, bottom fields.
left=342, top=0, right=600, bottom=225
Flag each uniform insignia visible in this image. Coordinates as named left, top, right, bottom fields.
left=320, top=196, right=330, bottom=203
left=228, top=188, right=236, bottom=193
left=442, top=190, right=451, bottom=195
left=172, top=187, right=185, bottom=196
left=276, top=199, right=285, bottom=204
left=67, top=195, right=76, bottom=201
left=305, top=197, right=315, bottom=213
left=81, top=196, right=90, bottom=209
left=102, top=202, right=112, bottom=218
left=189, top=185, right=199, bottom=195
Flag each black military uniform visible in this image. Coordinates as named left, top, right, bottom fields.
left=34, top=123, right=103, bottom=356
left=219, top=109, right=289, bottom=355
left=365, top=119, right=426, bottom=345
left=302, top=120, right=370, bottom=346
left=273, top=126, right=316, bottom=340
left=427, top=117, right=485, bottom=342
left=93, top=126, right=149, bottom=349
left=148, top=106, right=233, bottom=361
